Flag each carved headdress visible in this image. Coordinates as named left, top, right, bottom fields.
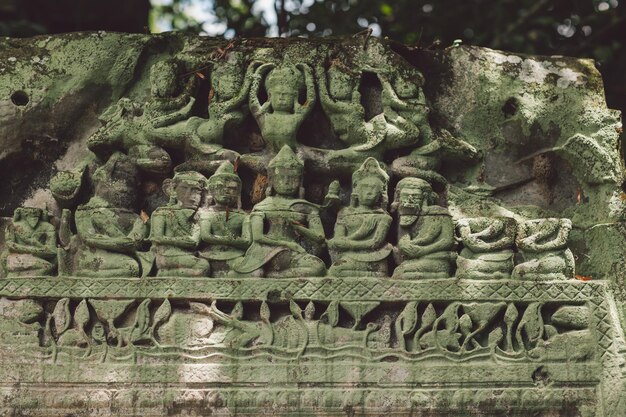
left=207, top=161, right=242, bottom=208
left=163, top=171, right=207, bottom=204
left=351, top=157, right=389, bottom=207
left=13, top=207, right=48, bottom=223
left=267, top=145, right=305, bottom=198
left=209, top=161, right=241, bottom=185
left=268, top=145, right=304, bottom=171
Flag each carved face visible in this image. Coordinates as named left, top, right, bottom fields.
left=20, top=208, right=41, bottom=228
left=271, top=168, right=301, bottom=196
left=355, top=177, right=384, bottom=208
left=268, top=83, right=297, bottom=113
left=328, top=69, right=355, bottom=101
left=393, top=76, right=419, bottom=99
left=399, top=186, right=425, bottom=213
left=210, top=178, right=240, bottom=207
left=176, top=182, right=204, bottom=209
left=213, top=72, right=240, bottom=100
left=150, top=66, right=178, bottom=98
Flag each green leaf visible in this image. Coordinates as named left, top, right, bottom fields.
left=379, top=3, right=393, bottom=17
left=52, top=298, right=71, bottom=335
left=74, top=299, right=90, bottom=330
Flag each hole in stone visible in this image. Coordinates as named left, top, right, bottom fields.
left=502, top=97, right=518, bottom=118
left=358, top=71, right=383, bottom=121
left=531, top=366, right=550, bottom=386
left=10, top=90, right=29, bottom=106
left=267, top=289, right=282, bottom=303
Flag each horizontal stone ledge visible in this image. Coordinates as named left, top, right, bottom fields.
left=0, top=362, right=602, bottom=385
left=0, top=386, right=598, bottom=415
left=0, top=276, right=604, bottom=301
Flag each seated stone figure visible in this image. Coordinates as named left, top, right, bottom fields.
left=70, top=153, right=149, bottom=278
left=328, top=158, right=392, bottom=278
left=199, top=162, right=251, bottom=277
left=513, top=218, right=575, bottom=280
left=456, top=217, right=516, bottom=279
left=151, top=171, right=210, bottom=277
left=1, top=207, right=57, bottom=277
left=249, top=63, right=316, bottom=152
left=392, top=178, right=456, bottom=279
left=232, top=146, right=326, bottom=277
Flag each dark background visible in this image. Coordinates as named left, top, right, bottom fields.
left=1, top=0, right=625, bottom=115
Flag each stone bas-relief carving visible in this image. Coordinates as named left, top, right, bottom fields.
left=233, top=145, right=327, bottom=277
left=0, top=34, right=625, bottom=416
left=1, top=207, right=57, bottom=277
left=199, top=161, right=251, bottom=277
left=60, top=152, right=150, bottom=278
left=329, top=158, right=392, bottom=277
left=150, top=171, right=209, bottom=277
left=513, top=218, right=575, bottom=280
left=456, top=217, right=516, bottom=280
left=392, top=178, right=456, bottom=279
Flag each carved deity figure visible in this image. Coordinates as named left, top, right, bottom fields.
left=232, top=145, right=326, bottom=277
left=512, top=218, right=575, bottom=280
left=249, top=64, right=316, bottom=152
left=1, top=207, right=56, bottom=277
left=456, top=217, right=516, bottom=279
left=391, top=178, right=456, bottom=279
left=195, top=61, right=257, bottom=146
left=150, top=171, right=210, bottom=277
left=70, top=153, right=149, bottom=277
left=88, top=59, right=238, bottom=175
left=316, top=65, right=421, bottom=170
left=328, top=158, right=392, bottom=277
left=379, top=70, right=432, bottom=149
left=144, top=59, right=197, bottom=129
left=199, top=162, right=251, bottom=277
left=316, top=64, right=364, bottom=148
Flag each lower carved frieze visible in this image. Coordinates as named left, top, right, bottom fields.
left=0, top=277, right=624, bottom=415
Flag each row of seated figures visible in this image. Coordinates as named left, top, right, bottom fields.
left=1, top=147, right=575, bottom=280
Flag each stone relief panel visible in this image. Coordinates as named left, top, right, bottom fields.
left=0, top=33, right=624, bottom=416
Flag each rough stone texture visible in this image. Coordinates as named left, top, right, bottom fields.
left=0, top=33, right=624, bottom=416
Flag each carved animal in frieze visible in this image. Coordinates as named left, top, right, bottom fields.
left=0, top=297, right=44, bottom=347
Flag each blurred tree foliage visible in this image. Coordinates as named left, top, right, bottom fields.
left=155, top=0, right=626, bottom=114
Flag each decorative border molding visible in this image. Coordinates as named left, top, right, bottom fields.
left=0, top=277, right=603, bottom=302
